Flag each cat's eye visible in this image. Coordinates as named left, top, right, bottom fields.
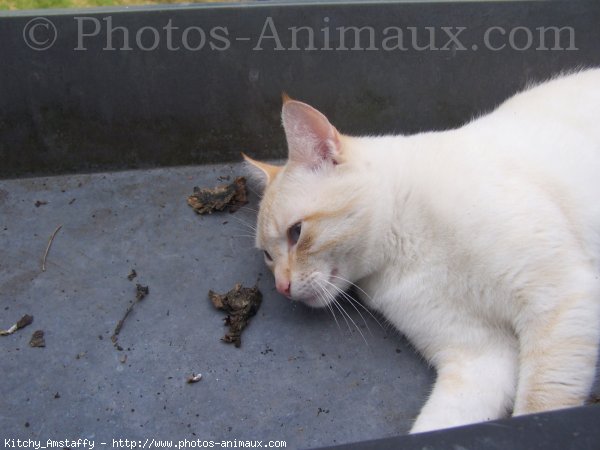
left=264, top=250, right=273, bottom=262
left=287, top=222, right=302, bottom=246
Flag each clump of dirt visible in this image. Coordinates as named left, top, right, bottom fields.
left=127, top=269, right=137, bottom=281
left=208, top=284, right=262, bottom=348
left=317, top=407, right=330, bottom=416
left=0, top=314, right=34, bottom=336
left=29, top=330, right=45, bottom=347
left=135, top=284, right=149, bottom=300
left=187, top=177, right=248, bottom=215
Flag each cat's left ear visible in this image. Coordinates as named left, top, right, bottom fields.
left=242, top=152, right=282, bottom=185
left=281, top=98, right=341, bottom=169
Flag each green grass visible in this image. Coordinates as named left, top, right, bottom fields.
left=0, top=0, right=227, bottom=10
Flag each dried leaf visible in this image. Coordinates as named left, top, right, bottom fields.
left=187, top=177, right=248, bottom=215
left=29, top=330, right=45, bottom=347
left=208, top=284, right=262, bottom=348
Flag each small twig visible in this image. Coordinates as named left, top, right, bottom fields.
left=112, top=303, right=135, bottom=340
left=111, top=284, right=149, bottom=348
left=42, top=225, right=62, bottom=272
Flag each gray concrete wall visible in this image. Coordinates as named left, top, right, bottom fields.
left=1, top=0, right=599, bottom=178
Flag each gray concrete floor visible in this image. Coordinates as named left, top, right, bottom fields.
left=0, top=164, right=433, bottom=449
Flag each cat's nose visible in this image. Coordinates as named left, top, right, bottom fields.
left=276, top=278, right=291, bottom=298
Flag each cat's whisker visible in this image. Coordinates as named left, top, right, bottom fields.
left=320, top=284, right=353, bottom=334
left=228, top=216, right=257, bottom=234
left=228, top=223, right=257, bottom=236
left=329, top=274, right=374, bottom=303
left=324, top=280, right=373, bottom=345
left=317, top=277, right=368, bottom=345
left=331, top=296, right=369, bottom=346
left=237, top=205, right=259, bottom=214
left=244, top=184, right=263, bottom=198
left=332, top=301, right=356, bottom=336
left=325, top=276, right=384, bottom=330
left=345, top=295, right=384, bottom=331
left=313, top=281, right=342, bottom=332
left=316, top=276, right=370, bottom=344
left=324, top=301, right=342, bottom=332
left=320, top=279, right=374, bottom=337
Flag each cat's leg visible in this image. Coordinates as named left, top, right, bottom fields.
left=410, top=338, right=518, bottom=434
left=512, top=268, right=600, bottom=415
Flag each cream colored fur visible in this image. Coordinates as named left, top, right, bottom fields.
left=247, top=69, right=600, bottom=433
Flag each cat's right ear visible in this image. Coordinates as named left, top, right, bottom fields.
left=281, top=98, right=341, bottom=170
left=242, top=152, right=282, bottom=185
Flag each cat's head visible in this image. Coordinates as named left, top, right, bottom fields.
left=244, top=97, right=375, bottom=308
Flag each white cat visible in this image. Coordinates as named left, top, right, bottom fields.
left=244, top=69, right=600, bottom=433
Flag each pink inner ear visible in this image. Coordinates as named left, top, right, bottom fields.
left=282, top=101, right=340, bottom=169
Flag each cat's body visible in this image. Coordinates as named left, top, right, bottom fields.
left=245, top=69, right=600, bottom=433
